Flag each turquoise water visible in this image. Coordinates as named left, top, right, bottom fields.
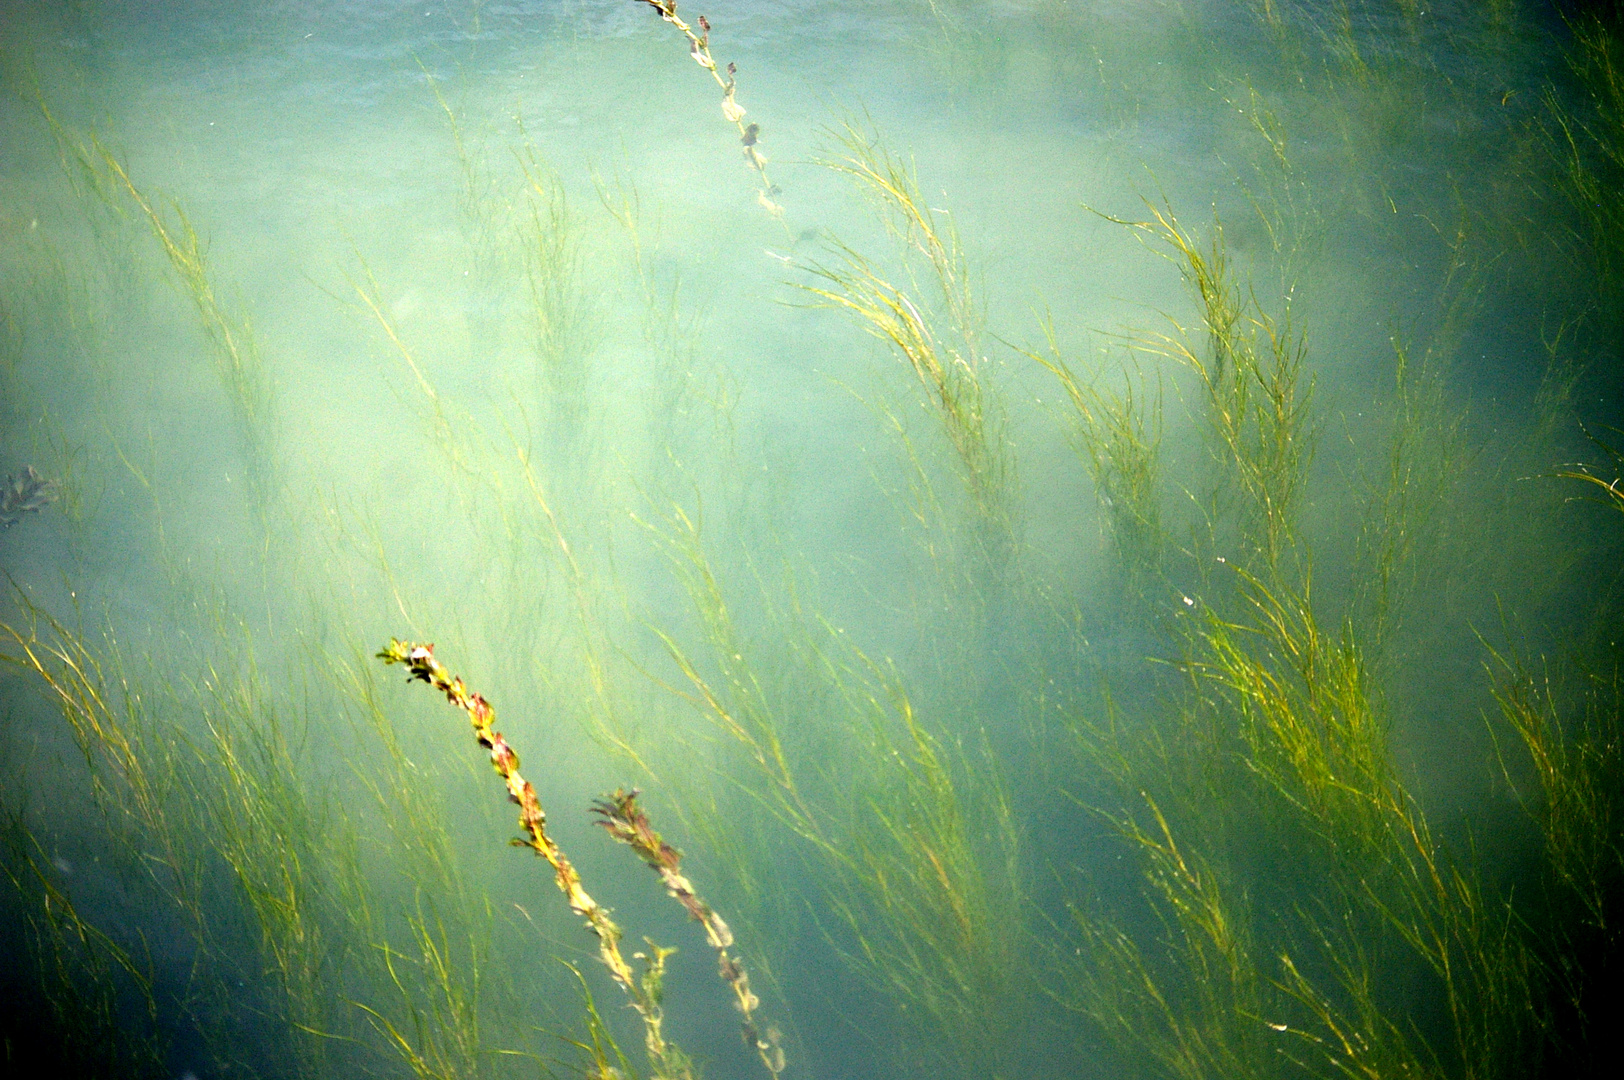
left=2, top=2, right=1621, bottom=1078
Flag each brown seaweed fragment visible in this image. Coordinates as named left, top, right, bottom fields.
left=592, top=787, right=787, bottom=1078
left=1, top=466, right=58, bottom=529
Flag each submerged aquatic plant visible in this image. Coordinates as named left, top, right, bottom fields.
left=1543, top=6, right=1624, bottom=328
left=1066, top=565, right=1551, bottom=1080
left=801, top=122, right=1011, bottom=540
left=1110, top=200, right=1314, bottom=575
left=633, top=1, right=783, bottom=217
left=377, top=639, right=784, bottom=1080
left=1, top=597, right=351, bottom=1075
left=592, top=787, right=785, bottom=1078
left=36, top=105, right=281, bottom=530
left=0, top=571, right=523, bottom=1077
left=1048, top=170, right=1624, bottom=1078
left=1558, top=425, right=1624, bottom=517
left=376, top=639, right=688, bottom=1077
left=6, top=5, right=1624, bottom=1079
left=0, top=826, right=165, bottom=1078
left=1348, top=338, right=1462, bottom=657
left=517, top=141, right=596, bottom=410
left=637, top=499, right=1025, bottom=1077
left=1024, top=328, right=1165, bottom=584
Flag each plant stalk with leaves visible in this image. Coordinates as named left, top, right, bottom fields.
left=593, top=787, right=786, bottom=1078
left=377, top=639, right=693, bottom=1080
left=633, top=1, right=783, bottom=217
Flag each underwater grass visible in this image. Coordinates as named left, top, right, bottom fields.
left=35, top=107, right=281, bottom=530
left=1347, top=338, right=1463, bottom=657
left=517, top=141, right=597, bottom=420
left=1544, top=6, right=1624, bottom=330
left=341, top=195, right=637, bottom=791
left=1489, top=644, right=1621, bottom=935
left=3, top=112, right=556, bottom=1071
left=0, top=597, right=348, bottom=1075
left=0, top=597, right=212, bottom=959
left=824, top=655, right=1024, bottom=1075
left=188, top=652, right=348, bottom=1079
left=1024, top=323, right=1166, bottom=586
left=557, top=961, right=641, bottom=1080
left=1486, top=629, right=1624, bottom=1076
left=800, top=121, right=1012, bottom=545
left=5, top=5, right=1624, bottom=1078
left=1061, top=792, right=1278, bottom=1080
left=0, top=600, right=257, bottom=1070
left=1050, top=187, right=1590, bottom=1079
left=1064, top=563, right=1553, bottom=1080
left=0, top=824, right=166, bottom=1078
left=0, top=586, right=527, bottom=1078
left=636, top=501, right=1026, bottom=1077
left=1032, top=197, right=1314, bottom=614
left=419, top=57, right=508, bottom=298
left=186, top=610, right=515, bottom=1079
left=1108, top=199, right=1314, bottom=577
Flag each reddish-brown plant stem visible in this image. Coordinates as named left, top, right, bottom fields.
left=377, top=639, right=691, bottom=1079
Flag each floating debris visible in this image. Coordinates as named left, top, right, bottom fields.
left=1, top=465, right=58, bottom=528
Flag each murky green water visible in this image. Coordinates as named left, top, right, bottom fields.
left=2, top=2, right=1621, bottom=1078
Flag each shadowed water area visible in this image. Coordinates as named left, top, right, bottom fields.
left=2, top=1, right=1622, bottom=1078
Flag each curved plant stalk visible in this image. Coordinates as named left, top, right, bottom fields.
left=593, top=788, right=786, bottom=1078
left=332, top=653, right=493, bottom=1080
left=633, top=1, right=784, bottom=218
left=1557, top=425, right=1624, bottom=516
